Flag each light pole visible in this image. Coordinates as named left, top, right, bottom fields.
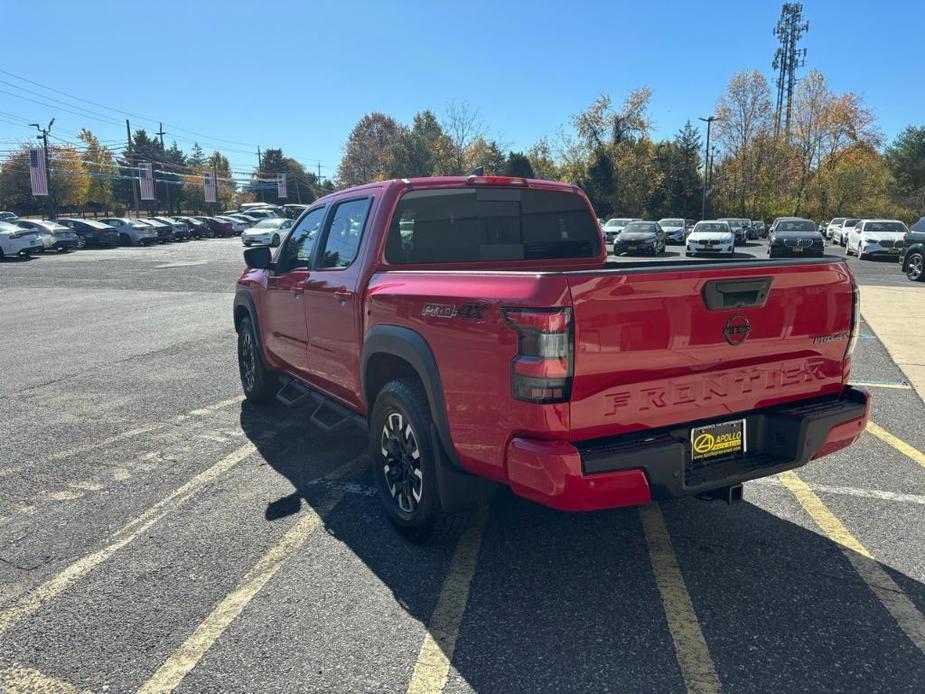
left=698, top=116, right=720, bottom=220
left=29, top=119, right=56, bottom=220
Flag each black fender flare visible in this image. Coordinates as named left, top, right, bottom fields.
left=362, top=325, right=461, bottom=471
left=362, top=325, right=495, bottom=511
left=233, top=290, right=269, bottom=363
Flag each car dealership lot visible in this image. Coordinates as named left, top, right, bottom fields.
left=1, top=238, right=924, bottom=692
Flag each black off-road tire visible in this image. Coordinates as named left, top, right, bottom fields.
left=370, top=379, right=464, bottom=543
left=237, top=316, right=277, bottom=403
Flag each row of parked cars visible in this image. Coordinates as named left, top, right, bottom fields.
left=598, top=217, right=770, bottom=250
left=0, top=202, right=307, bottom=259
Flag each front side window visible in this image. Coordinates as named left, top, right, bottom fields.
left=386, top=187, right=600, bottom=265
left=318, top=198, right=372, bottom=269
left=276, top=206, right=326, bottom=272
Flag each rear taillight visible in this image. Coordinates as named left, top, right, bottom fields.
left=503, top=308, right=573, bottom=403
left=846, top=279, right=860, bottom=359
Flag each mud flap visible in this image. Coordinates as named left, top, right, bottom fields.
left=430, top=424, right=496, bottom=513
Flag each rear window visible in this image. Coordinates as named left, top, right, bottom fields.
left=911, top=217, right=925, bottom=232
left=385, top=187, right=600, bottom=264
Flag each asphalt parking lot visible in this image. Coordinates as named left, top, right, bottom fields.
left=1, top=237, right=924, bottom=693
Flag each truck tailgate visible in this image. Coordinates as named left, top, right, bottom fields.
left=566, top=260, right=855, bottom=441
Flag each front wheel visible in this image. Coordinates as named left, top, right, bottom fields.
left=237, top=316, right=277, bottom=403
left=75, top=235, right=87, bottom=249
left=371, top=379, right=454, bottom=543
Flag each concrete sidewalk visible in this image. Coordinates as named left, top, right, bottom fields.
left=860, top=285, right=925, bottom=396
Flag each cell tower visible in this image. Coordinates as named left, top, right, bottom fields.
left=772, top=3, right=809, bottom=138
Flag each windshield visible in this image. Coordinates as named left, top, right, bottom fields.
left=659, top=218, right=684, bottom=227
left=777, top=221, right=817, bottom=232
left=693, top=223, right=729, bottom=233
left=604, top=218, right=634, bottom=227
left=253, top=219, right=280, bottom=229
left=863, top=221, right=907, bottom=233
left=386, top=187, right=600, bottom=264
left=623, top=222, right=658, bottom=234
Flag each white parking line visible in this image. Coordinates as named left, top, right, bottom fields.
left=754, top=477, right=925, bottom=506
left=45, top=396, right=243, bottom=462
left=0, top=441, right=256, bottom=639
left=0, top=664, right=91, bottom=694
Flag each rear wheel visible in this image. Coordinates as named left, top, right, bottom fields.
left=237, top=316, right=276, bottom=403
left=75, top=235, right=87, bottom=249
left=906, top=252, right=925, bottom=281
left=272, top=234, right=281, bottom=247
left=371, top=379, right=457, bottom=543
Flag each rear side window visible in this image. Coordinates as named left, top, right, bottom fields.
left=385, top=188, right=600, bottom=265
left=318, top=197, right=372, bottom=269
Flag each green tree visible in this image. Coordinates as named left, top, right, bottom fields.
left=885, top=125, right=925, bottom=212
left=503, top=151, right=535, bottom=178
left=337, top=113, right=403, bottom=186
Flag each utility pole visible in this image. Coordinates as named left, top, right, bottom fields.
left=772, top=3, right=809, bottom=138
left=256, top=147, right=264, bottom=203
left=212, top=163, right=219, bottom=216
left=317, top=161, right=321, bottom=181
left=156, top=122, right=171, bottom=215
left=698, top=115, right=720, bottom=220
left=126, top=119, right=140, bottom=215
left=29, top=119, right=56, bottom=220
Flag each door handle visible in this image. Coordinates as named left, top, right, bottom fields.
left=334, top=288, right=354, bottom=301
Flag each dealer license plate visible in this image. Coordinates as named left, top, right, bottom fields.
left=691, top=419, right=746, bottom=463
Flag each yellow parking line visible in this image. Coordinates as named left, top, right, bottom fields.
left=866, top=422, right=925, bottom=470
left=0, top=442, right=256, bottom=639
left=779, top=471, right=925, bottom=655
left=138, top=457, right=364, bottom=694
left=639, top=504, right=722, bottom=694
left=0, top=664, right=92, bottom=694
left=406, top=507, right=490, bottom=694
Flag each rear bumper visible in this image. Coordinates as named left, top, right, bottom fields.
left=504, top=387, right=870, bottom=511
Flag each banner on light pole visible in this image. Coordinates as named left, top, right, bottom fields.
left=204, top=172, right=217, bottom=203
left=29, top=148, right=48, bottom=196
left=139, top=162, right=155, bottom=200
left=277, top=173, right=287, bottom=199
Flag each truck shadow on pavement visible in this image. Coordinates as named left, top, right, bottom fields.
left=240, top=403, right=925, bottom=693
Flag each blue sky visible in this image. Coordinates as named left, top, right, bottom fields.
left=1, top=0, right=922, bottom=179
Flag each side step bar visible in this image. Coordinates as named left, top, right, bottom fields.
left=275, top=376, right=366, bottom=432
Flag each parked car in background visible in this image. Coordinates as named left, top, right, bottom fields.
left=174, top=216, right=212, bottom=238
left=685, top=220, right=734, bottom=256
left=215, top=215, right=247, bottom=235
left=241, top=217, right=294, bottom=247
left=753, top=220, right=768, bottom=238
left=134, top=218, right=174, bottom=243
left=657, top=218, right=687, bottom=244
left=227, top=214, right=260, bottom=228
left=744, top=219, right=759, bottom=240
left=846, top=219, right=909, bottom=260
left=601, top=217, right=640, bottom=245
left=197, top=216, right=236, bottom=237
left=612, top=221, right=666, bottom=256
left=0, top=211, right=18, bottom=222
left=57, top=218, right=120, bottom=248
left=153, top=216, right=191, bottom=241
left=99, top=217, right=159, bottom=245
left=282, top=204, right=309, bottom=219
left=899, top=217, right=925, bottom=282
left=768, top=219, right=825, bottom=257
left=825, top=217, right=846, bottom=240
left=717, top=218, right=747, bottom=245
left=0, top=221, right=44, bottom=258
left=242, top=208, right=278, bottom=221
left=834, top=218, right=860, bottom=246
left=14, top=219, right=80, bottom=252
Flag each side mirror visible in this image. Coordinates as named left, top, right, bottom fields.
left=244, top=245, right=272, bottom=270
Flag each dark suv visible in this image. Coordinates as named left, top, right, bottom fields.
left=900, top=217, right=925, bottom=282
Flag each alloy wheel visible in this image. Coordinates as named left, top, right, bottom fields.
left=239, top=328, right=256, bottom=392
left=908, top=254, right=924, bottom=281
left=380, top=411, right=422, bottom=514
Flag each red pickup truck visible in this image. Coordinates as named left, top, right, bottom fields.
left=233, top=175, right=870, bottom=540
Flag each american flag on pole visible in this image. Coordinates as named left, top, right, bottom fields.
left=277, top=173, right=287, bottom=199
left=29, top=148, right=48, bottom=196
left=139, top=162, right=155, bottom=200
left=204, top=172, right=217, bottom=203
